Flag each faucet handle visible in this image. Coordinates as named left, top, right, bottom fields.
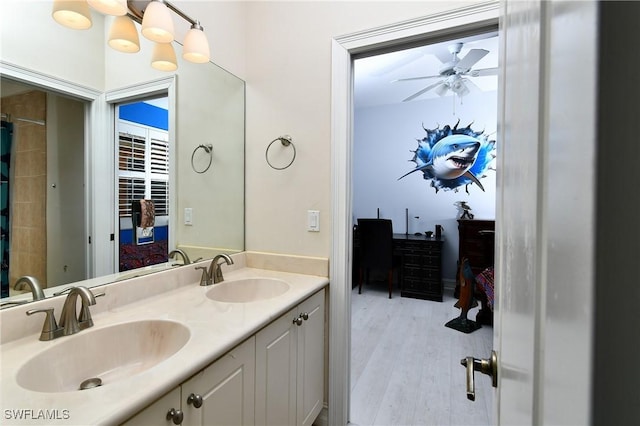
left=26, top=308, right=61, bottom=341
left=195, top=266, right=210, bottom=286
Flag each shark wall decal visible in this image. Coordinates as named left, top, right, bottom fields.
left=398, top=121, right=496, bottom=193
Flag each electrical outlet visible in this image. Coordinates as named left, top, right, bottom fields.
left=184, top=208, right=193, bottom=226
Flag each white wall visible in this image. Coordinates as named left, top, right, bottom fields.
left=354, top=91, right=497, bottom=279
left=1, top=1, right=105, bottom=90
left=243, top=1, right=478, bottom=257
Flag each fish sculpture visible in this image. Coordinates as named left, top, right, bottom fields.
left=399, top=121, right=496, bottom=193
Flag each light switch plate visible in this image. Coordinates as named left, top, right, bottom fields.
left=184, top=208, right=193, bottom=226
left=308, top=210, right=320, bottom=232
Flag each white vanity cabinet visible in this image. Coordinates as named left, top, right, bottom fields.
left=182, top=336, right=256, bottom=426
left=121, top=337, right=255, bottom=426
left=121, top=288, right=325, bottom=426
left=121, top=386, right=182, bottom=426
left=255, top=289, right=325, bottom=426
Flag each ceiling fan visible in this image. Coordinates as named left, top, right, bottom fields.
left=394, top=42, right=498, bottom=102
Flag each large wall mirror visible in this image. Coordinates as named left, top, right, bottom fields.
left=0, top=1, right=245, bottom=307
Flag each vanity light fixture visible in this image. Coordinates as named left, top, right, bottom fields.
left=108, top=15, right=140, bottom=53
left=51, top=0, right=211, bottom=71
left=141, top=0, right=174, bottom=43
left=87, top=0, right=127, bottom=16
left=52, top=0, right=93, bottom=30
left=151, top=42, right=178, bottom=71
left=182, top=22, right=210, bottom=63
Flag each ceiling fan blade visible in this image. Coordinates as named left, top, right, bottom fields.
left=402, top=80, right=444, bottom=102
left=391, top=74, right=442, bottom=83
left=469, top=67, right=499, bottom=77
left=454, top=49, right=489, bottom=73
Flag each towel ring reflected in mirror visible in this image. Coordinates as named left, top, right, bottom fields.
left=191, top=144, right=213, bottom=174
left=266, top=135, right=296, bottom=170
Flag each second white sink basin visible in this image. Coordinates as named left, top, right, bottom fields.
left=16, top=319, right=190, bottom=393
left=206, top=278, right=290, bottom=303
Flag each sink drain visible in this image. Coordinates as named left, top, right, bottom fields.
left=79, top=377, right=102, bottom=390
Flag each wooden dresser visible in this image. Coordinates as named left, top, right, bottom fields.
left=456, top=219, right=495, bottom=295
left=394, top=234, right=444, bottom=302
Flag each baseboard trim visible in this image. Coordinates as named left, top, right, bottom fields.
left=313, top=404, right=329, bottom=426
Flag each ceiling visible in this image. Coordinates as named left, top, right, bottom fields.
left=354, top=31, right=499, bottom=109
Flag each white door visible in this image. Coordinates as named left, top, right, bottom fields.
left=330, top=1, right=599, bottom=424
left=490, top=0, right=597, bottom=424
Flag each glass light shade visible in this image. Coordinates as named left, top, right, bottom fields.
left=151, top=43, right=178, bottom=71
left=108, top=16, right=140, bottom=53
left=87, top=0, right=127, bottom=16
left=141, top=1, right=175, bottom=43
left=52, top=0, right=93, bottom=30
left=435, top=83, right=449, bottom=97
left=182, top=26, right=210, bottom=64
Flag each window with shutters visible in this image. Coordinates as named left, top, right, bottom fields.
left=117, top=121, right=169, bottom=218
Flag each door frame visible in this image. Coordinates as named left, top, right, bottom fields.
left=328, top=2, right=500, bottom=424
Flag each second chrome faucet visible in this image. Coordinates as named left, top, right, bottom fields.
left=195, top=254, right=234, bottom=286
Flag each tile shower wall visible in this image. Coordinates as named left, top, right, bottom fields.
left=1, top=90, right=47, bottom=289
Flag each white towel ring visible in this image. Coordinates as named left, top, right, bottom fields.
left=191, top=144, right=213, bottom=174
left=266, top=135, right=296, bottom=170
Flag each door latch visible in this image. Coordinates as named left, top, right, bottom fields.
left=460, top=350, right=498, bottom=401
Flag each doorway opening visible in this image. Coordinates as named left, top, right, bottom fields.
left=350, top=30, right=498, bottom=425
left=327, top=4, right=501, bottom=424
left=114, top=96, right=170, bottom=272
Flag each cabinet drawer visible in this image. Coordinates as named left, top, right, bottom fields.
left=403, top=265, right=440, bottom=281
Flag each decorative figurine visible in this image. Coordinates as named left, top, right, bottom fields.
left=445, top=257, right=481, bottom=334
left=455, top=201, right=474, bottom=219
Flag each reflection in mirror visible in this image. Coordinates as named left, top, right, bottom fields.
left=116, top=96, right=171, bottom=272
left=0, top=1, right=245, bottom=307
left=1, top=79, right=87, bottom=299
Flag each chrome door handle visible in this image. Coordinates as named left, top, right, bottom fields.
left=460, top=350, right=498, bottom=401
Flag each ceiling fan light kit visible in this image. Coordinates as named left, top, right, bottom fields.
left=396, top=41, right=498, bottom=103
left=51, top=0, right=211, bottom=71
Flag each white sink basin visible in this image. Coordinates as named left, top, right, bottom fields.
left=206, top=278, right=290, bottom=303
left=16, top=320, right=190, bottom=393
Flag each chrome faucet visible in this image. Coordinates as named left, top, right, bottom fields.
left=14, top=276, right=45, bottom=301
left=26, top=286, right=102, bottom=341
left=169, top=249, right=191, bottom=265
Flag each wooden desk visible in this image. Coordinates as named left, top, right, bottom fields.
left=394, top=234, right=444, bottom=302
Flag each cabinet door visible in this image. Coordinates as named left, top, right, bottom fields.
left=296, top=289, right=325, bottom=426
left=182, top=336, right=256, bottom=426
left=121, top=386, right=182, bottom=426
left=255, top=308, right=297, bottom=426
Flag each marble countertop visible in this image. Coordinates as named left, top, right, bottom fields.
left=0, top=254, right=329, bottom=425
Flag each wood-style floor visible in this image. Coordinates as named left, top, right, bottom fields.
left=350, top=283, right=493, bottom=426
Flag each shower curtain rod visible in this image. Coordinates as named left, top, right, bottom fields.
left=0, top=112, right=45, bottom=126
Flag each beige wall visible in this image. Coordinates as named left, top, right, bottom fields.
left=241, top=1, right=476, bottom=258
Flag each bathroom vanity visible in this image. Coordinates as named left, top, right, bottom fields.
left=0, top=252, right=329, bottom=425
